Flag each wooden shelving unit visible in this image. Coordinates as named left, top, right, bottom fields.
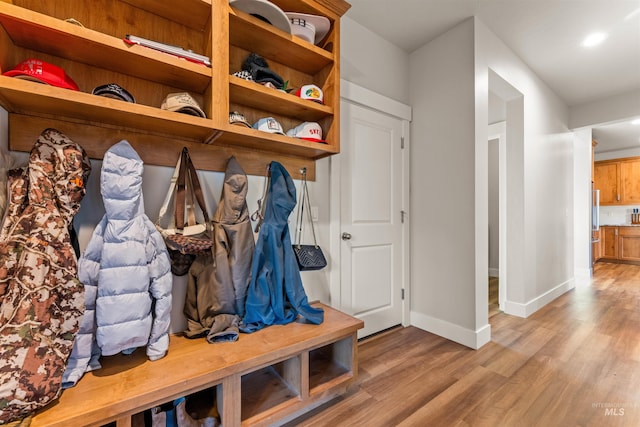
left=27, top=304, right=363, bottom=427
left=0, top=0, right=350, bottom=179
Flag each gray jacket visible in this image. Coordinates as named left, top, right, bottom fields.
left=184, top=156, right=254, bottom=342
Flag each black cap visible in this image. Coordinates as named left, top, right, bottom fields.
left=92, top=83, right=135, bottom=103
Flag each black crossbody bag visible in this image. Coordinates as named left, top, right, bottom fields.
left=293, top=168, right=327, bottom=271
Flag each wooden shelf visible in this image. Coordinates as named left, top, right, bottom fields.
left=273, top=0, right=351, bottom=18
left=308, top=341, right=352, bottom=394
left=0, top=2, right=212, bottom=93
left=216, top=123, right=338, bottom=159
left=241, top=363, right=301, bottom=424
left=229, top=75, right=333, bottom=122
left=229, top=7, right=334, bottom=75
left=28, top=304, right=363, bottom=427
left=121, top=0, right=212, bottom=31
left=0, top=77, right=215, bottom=139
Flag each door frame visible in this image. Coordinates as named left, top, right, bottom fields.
left=488, top=121, right=507, bottom=311
left=330, top=80, right=412, bottom=327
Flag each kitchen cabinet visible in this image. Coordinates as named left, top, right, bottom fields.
left=620, top=160, right=640, bottom=204
left=0, top=0, right=351, bottom=179
left=617, top=226, right=640, bottom=262
left=594, top=157, right=640, bottom=205
left=597, top=226, right=640, bottom=264
left=594, top=162, right=621, bottom=204
left=601, top=226, right=618, bottom=259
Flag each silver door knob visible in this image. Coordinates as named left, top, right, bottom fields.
left=341, top=232, right=352, bottom=241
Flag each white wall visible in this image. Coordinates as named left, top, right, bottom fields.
left=409, top=19, right=479, bottom=346
left=488, top=138, right=499, bottom=276
left=408, top=17, right=576, bottom=348
left=570, top=89, right=640, bottom=129
left=477, top=18, right=575, bottom=312
left=488, top=92, right=506, bottom=276
left=340, top=16, right=411, bottom=105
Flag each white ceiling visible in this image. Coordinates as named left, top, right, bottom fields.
left=345, top=0, right=640, bottom=153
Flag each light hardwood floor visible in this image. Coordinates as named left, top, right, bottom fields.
left=489, top=276, right=499, bottom=318
left=288, top=262, right=640, bottom=426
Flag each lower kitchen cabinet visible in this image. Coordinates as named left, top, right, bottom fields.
left=618, top=227, right=640, bottom=262
left=598, top=226, right=640, bottom=264
left=601, top=226, right=618, bottom=259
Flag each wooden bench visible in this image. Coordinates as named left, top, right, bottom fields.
left=30, top=304, right=363, bottom=427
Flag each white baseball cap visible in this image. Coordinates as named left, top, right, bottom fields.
left=286, top=12, right=330, bottom=45
left=252, top=117, right=285, bottom=135
left=295, top=84, right=324, bottom=104
left=230, top=0, right=291, bottom=34
left=286, top=122, right=325, bottom=143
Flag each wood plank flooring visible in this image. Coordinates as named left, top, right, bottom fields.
left=489, top=276, right=499, bottom=318
left=287, top=262, right=640, bottom=426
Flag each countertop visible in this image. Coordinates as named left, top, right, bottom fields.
left=600, top=224, right=640, bottom=227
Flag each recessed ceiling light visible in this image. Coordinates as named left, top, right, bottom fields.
left=581, top=32, right=608, bottom=47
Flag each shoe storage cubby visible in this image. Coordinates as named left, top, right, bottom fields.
left=28, top=303, right=363, bottom=427
left=0, top=0, right=350, bottom=180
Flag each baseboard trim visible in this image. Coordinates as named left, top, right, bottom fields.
left=503, top=278, right=575, bottom=318
left=410, top=311, right=491, bottom=349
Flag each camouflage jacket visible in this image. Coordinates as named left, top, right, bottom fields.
left=0, top=128, right=91, bottom=423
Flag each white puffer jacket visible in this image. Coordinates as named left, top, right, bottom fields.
left=63, top=140, right=172, bottom=388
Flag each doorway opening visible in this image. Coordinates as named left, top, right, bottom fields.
left=485, top=69, right=525, bottom=322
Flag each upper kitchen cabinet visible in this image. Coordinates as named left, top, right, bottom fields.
left=620, top=159, right=640, bottom=204
left=0, top=0, right=350, bottom=179
left=595, top=157, right=640, bottom=206
left=594, top=161, right=621, bottom=205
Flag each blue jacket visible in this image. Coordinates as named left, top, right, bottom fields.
left=241, top=162, right=323, bottom=332
left=62, top=140, right=173, bottom=388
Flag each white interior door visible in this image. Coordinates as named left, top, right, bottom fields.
left=340, top=101, right=404, bottom=338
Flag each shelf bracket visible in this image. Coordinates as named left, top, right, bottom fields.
left=203, top=129, right=224, bottom=145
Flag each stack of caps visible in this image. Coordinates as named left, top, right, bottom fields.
left=229, top=0, right=331, bottom=46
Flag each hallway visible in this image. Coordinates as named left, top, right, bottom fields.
left=289, top=262, right=640, bottom=426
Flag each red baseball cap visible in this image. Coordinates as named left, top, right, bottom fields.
left=3, top=58, right=79, bottom=91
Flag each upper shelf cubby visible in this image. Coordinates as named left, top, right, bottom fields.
left=228, top=7, right=334, bottom=75
left=121, top=0, right=212, bottom=31
left=0, top=2, right=211, bottom=93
